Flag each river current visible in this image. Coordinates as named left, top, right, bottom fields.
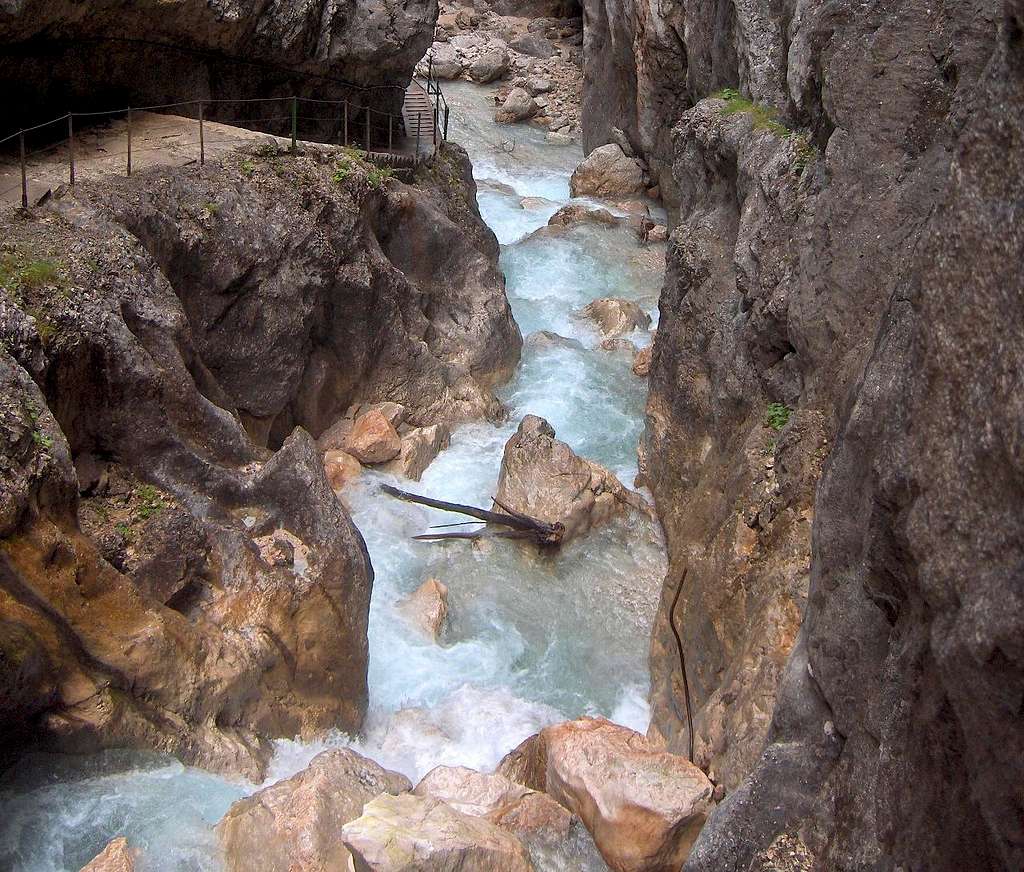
left=0, top=81, right=668, bottom=872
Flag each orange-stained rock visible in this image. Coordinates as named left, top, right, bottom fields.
left=578, top=298, right=651, bottom=338
left=217, top=748, right=411, bottom=872
left=380, top=424, right=451, bottom=481
left=499, top=717, right=715, bottom=872
left=346, top=409, right=402, bottom=464
left=632, top=345, right=653, bottom=377
left=79, top=837, right=134, bottom=872
left=324, top=449, right=362, bottom=490
left=413, top=765, right=530, bottom=817
left=396, top=578, right=449, bottom=641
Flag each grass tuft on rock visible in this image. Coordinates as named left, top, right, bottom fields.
left=713, top=88, right=790, bottom=136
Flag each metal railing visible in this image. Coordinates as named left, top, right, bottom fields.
left=1, top=71, right=450, bottom=208
left=417, top=55, right=452, bottom=149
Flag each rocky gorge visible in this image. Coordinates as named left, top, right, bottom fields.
left=1, top=0, right=1022, bottom=871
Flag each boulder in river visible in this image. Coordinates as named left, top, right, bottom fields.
left=217, top=748, right=411, bottom=872
left=632, top=344, right=653, bottom=377
left=578, top=298, right=652, bottom=337
left=569, top=144, right=646, bottom=198
left=498, top=717, right=715, bottom=871
left=469, top=47, right=511, bottom=83
left=324, top=449, right=362, bottom=490
left=342, top=793, right=534, bottom=871
left=524, top=330, right=585, bottom=351
left=495, top=87, right=539, bottom=123
left=80, top=837, right=135, bottom=872
left=346, top=409, right=403, bottom=464
left=381, top=424, right=452, bottom=481
left=494, top=415, right=648, bottom=542
left=548, top=203, right=621, bottom=228
left=413, top=765, right=531, bottom=816
left=396, top=578, right=450, bottom=641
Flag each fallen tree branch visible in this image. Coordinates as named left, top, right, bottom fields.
left=381, top=484, right=564, bottom=545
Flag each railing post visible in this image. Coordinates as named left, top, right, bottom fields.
left=19, top=130, right=27, bottom=209
left=68, top=114, right=75, bottom=186
left=126, top=107, right=132, bottom=176
left=444, top=105, right=450, bottom=141
left=365, top=107, right=371, bottom=150
left=415, top=116, right=420, bottom=160
left=198, top=101, right=205, bottom=166
left=433, top=99, right=438, bottom=149
left=291, top=96, right=298, bottom=153
left=343, top=102, right=349, bottom=146
left=388, top=113, right=393, bottom=152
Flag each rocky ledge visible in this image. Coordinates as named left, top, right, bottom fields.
left=0, top=140, right=519, bottom=777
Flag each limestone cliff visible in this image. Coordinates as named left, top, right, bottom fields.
left=581, top=0, right=1023, bottom=868
left=0, top=141, right=519, bottom=778
left=0, top=0, right=438, bottom=127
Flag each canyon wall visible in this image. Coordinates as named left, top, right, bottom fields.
left=0, top=0, right=438, bottom=128
left=581, top=0, right=1023, bottom=868
left=0, top=141, right=518, bottom=778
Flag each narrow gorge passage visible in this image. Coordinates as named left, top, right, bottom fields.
left=0, top=81, right=666, bottom=872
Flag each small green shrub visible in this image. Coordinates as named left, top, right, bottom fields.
left=790, top=133, right=817, bottom=175
left=31, top=429, right=53, bottom=450
left=240, top=159, right=257, bottom=177
left=0, top=252, right=64, bottom=295
left=366, top=165, right=395, bottom=189
left=332, top=160, right=356, bottom=184
left=713, top=88, right=790, bottom=136
left=200, top=202, right=220, bottom=219
left=765, top=402, right=792, bottom=431
left=115, top=522, right=135, bottom=542
left=136, top=484, right=165, bottom=519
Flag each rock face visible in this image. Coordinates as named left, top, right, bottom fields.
left=569, top=144, right=645, bottom=198
left=575, top=0, right=1024, bottom=868
left=342, top=793, right=535, bottom=872
left=494, top=416, right=647, bottom=542
left=498, top=718, right=714, bottom=872
left=79, top=837, right=134, bottom=872
left=217, top=749, right=411, bottom=872
left=0, top=143, right=517, bottom=774
left=0, top=0, right=439, bottom=131
left=578, top=298, right=651, bottom=337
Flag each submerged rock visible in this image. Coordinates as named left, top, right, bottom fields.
left=632, top=344, right=653, bottom=377
left=569, top=145, right=646, bottom=198
left=342, top=793, right=534, bottom=871
left=396, top=578, right=450, bottom=641
left=524, top=330, right=585, bottom=351
left=79, top=837, right=135, bottom=872
left=217, top=748, right=411, bottom=872
left=548, top=204, right=621, bottom=227
left=578, top=298, right=652, bottom=337
left=494, top=415, right=648, bottom=542
left=499, top=718, right=714, bottom=872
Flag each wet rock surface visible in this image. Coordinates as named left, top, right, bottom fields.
left=494, top=415, right=648, bottom=543
left=0, top=141, right=517, bottom=774
left=498, top=717, right=714, bottom=872
left=397, top=578, right=450, bottom=641
left=217, top=749, right=411, bottom=872
left=79, top=837, right=135, bottom=872
left=569, top=144, right=646, bottom=198
left=342, top=792, right=535, bottom=872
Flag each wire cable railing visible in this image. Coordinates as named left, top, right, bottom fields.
left=2, top=70, right=450, bottom=208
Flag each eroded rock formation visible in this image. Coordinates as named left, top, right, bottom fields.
left=0, top=0, right=439, bottom=129
left=578, top=0, right=1024, bottom=868
left=0, top=141, right=519, bottom=775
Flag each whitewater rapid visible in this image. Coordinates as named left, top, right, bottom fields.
left=0, top=81, right=667, bottom=872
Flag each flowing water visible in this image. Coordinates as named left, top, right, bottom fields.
left=0, top=81, right=668, bottom=872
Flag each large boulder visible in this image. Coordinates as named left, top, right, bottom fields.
left=413, top=765, right=531, bottom=816
left=79, top=838, right=135, bottom=872
left=494, top=416, right=648, bottom=542
left=510, top=34, right=556, bottom=58
left=346, top=409, right=403, bottom=465
left=495, top=87, right=540, bottom=123
left=569, top=145, right=646, bottom=198
left=217, top=749, right=411, bottom=872
left=547, top=204, right=621, bottom=228
left=341, top=793, right=534, bottom=871
left=578, top=298, right=652, bottom=337
left=499, top=718, right=714, bottom=872
left=469, top=47, right=511, bottom=83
